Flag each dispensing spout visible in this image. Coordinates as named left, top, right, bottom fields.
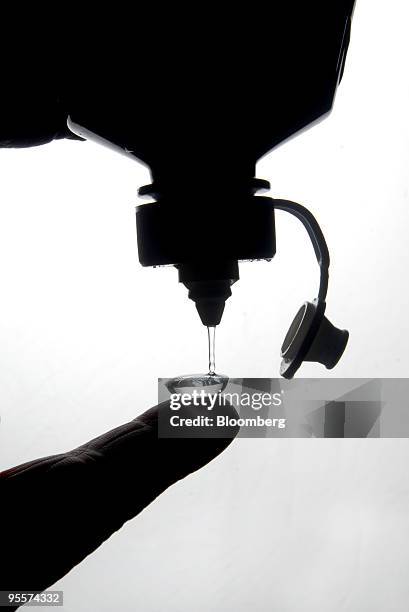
left=134, top=180, right=275, bottom=328
left=177, top=261, right=239, bottom=327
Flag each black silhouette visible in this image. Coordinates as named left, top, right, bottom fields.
left=0, top=3, right=356, bottom=606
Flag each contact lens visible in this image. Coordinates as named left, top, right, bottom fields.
left=165, top=372, right=228, bottom=395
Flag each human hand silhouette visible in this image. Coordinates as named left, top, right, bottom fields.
left=0, top=400, right=239, bottom=610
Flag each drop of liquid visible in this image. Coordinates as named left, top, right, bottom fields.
left=165, top=326, right=228, bottom=395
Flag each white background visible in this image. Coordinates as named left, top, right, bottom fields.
left=1, top=0, right=409, bottom=609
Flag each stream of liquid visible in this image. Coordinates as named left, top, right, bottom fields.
left=207, top=326, right=216, bottom=375
left=165, top=325, right=227, bottom=394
